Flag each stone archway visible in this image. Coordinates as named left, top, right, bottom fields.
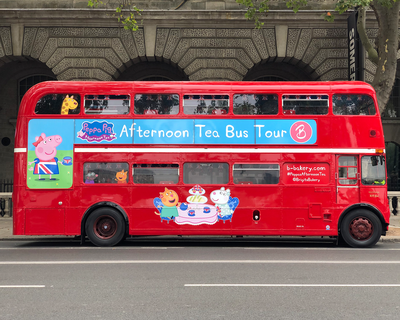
left=0, top=60, right=56, bottom=180
left=117, top=62, right=188, bottom=81
left=243, top=62, right=317, bottom=81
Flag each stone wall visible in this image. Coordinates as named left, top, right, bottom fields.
left=0, top=2, right=398, bottom=181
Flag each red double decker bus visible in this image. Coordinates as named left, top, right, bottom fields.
left=13, top=81, right=389, bottom=247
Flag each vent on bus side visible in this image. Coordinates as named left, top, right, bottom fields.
left=253, top=210, right=260, bottom=221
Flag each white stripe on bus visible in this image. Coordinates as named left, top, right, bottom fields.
left=14, top=147, right=385, bottom=154
left=337, top=186, right=359, bottom=188
left=73, top=147, right=381, bottom=154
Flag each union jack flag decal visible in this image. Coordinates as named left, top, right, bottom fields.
left=33, top=160, right=59, bottom=175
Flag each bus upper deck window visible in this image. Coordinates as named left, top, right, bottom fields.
left=35, top=94, right=81, bottom=115
left=333, top=94, right=376, bottom=115
left=85, top=95, right=130, bottom=115
left=183, top=95, right=229, bottom=115
left=233, top=94, right=278, bottom=115
left=134, top=94, right=179, bottom=115
left=361, top=156, right=386, bottom=185
left=283, top=95, right=328, bottom=115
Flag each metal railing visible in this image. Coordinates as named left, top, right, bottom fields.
left=0, top=181, right=399, bottom=218
left=0, top=179, right=13, bottom=193
left=388, top=192, right=400, bottom=216
left=0, top=179, right=13, bottom=217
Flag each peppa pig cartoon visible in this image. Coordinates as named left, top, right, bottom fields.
left=28, top=133, right=63, bottom=180
left=210, top=187, right=239, bottom=222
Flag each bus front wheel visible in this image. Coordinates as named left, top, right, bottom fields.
left=85, top=208, right=126, bottom=247
left=340, top=209, right=382, bottom=248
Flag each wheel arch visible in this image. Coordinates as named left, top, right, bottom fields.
left=81, top=202, right=129, bottom=243
left=338, top=203, right=387, bottom=236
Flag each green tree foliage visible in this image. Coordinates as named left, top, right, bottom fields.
left=88, top=0, right=142, bottom=31
left=236, top=0, right=400, bottom=112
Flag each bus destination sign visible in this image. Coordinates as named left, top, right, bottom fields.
left=74, top=119, right=317, bottom=145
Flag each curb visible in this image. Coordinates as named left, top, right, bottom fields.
left=1, top=218, right=400, bottom=243
left=0, top=234, right=399, bottom=243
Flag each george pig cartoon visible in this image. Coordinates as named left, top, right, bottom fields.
left=28, top=133, right=64, bottom=180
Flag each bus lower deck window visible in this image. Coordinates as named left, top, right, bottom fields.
left=83, top=163, right=129, bottom=184
left=338, top=156, right=358, bottom=185
left=183, top=163, right=229, bottom=184
left=233, top=164, right=279, bottom=184
left=133, top=164, right=179, bottom=184
left=361, top=156, right=386, bottom=185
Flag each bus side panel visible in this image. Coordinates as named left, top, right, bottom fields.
left=13, top=151, right=26, bottom=235
left=80, top=185, right=131, bottom=227
left=359, top=186, right=390, bottom=225
left=13, top=200, right=25, bottom=235
left=229, top=186, right=282, bottom=234
left=25, top=208, right=65, bottom=235
left=22, top=189, right=70, bottom=235
left=129, top=185, right=234, bottom=235
left=282, top=186, right=337, bottom=235
left=66, top=187, right=82, bottom=235
left=330, top=117, right=384, bottom=149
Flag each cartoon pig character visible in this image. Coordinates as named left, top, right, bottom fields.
left=28, top=133, right=63, bottom=180
left=210, top=187, right=232, bottom=218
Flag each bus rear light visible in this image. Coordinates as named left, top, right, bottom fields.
left=370, top=130, right=377, bottom=137
left=375, top=149, right=384, bottom=154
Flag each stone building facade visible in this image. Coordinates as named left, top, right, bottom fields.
left=0, top=0, right=399, bottom=185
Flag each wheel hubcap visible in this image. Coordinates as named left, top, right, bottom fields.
left=94, top=216, right=117, bottom=239
left=349, top=217, right=373, bottom=241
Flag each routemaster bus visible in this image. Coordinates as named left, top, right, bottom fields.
left=13, top=81, right=389, bottom=247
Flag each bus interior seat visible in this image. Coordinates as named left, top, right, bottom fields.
left=135, top=175, right=154, bottom=184
left=239, top=181, right=254, bottom=184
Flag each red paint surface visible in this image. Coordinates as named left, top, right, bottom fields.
left=13, top=81, right=390, bottom=237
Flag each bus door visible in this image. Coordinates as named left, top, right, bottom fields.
left=281, top=162, right=331, bottom=232
left=336, top=155, right=360, bottom=204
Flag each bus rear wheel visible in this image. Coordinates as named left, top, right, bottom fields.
left=340, top=209, right=382, bottom=248
left=85, top=208, right=126, bottom=247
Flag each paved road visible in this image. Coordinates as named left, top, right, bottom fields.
left=1, top=238, right=400, bottom=320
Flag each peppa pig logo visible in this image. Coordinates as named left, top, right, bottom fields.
left=290, top=121, right=313, bottom=143
left=77, top=121, right=116, bottom=143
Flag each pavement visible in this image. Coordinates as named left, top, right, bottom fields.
left=1, top=214, right=400, bottom=243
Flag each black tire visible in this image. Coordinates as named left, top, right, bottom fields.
left=85, top=207, right=126, bottom=247
left=340, top=209, right=382, bottom=248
